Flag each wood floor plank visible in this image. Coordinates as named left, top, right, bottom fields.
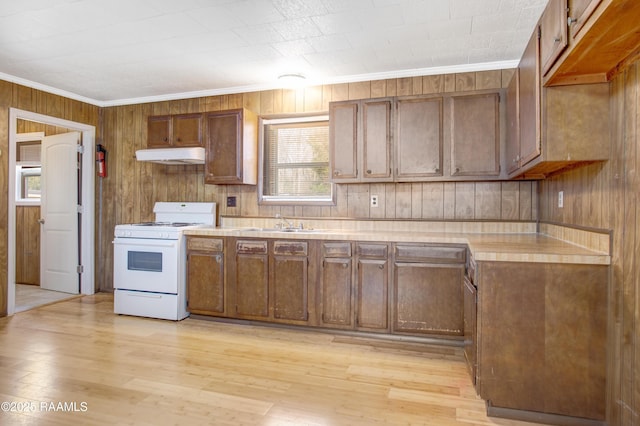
left=0, top=293, right=553, bottom=425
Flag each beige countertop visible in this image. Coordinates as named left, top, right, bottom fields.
left=185, top=224, right=611, bottom=265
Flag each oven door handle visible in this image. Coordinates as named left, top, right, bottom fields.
left=112, top=239, right=178, bottom=248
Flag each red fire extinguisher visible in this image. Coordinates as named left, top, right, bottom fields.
left=96, top=144, right=107, bottom=178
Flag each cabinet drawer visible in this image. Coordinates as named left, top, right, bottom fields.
left=187, top=237, right=223, bottom=252
left=357, top=243, right=388, bottom=258
left=236, top=240, right=267, bottom=254
left=323, top=242, right=351, bottom=257
left=394, top=244, right=466, bottom=263
left=273, top=241, right=308, bottom=256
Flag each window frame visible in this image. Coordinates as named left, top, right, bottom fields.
left=258, top=113, right=335, bottom=206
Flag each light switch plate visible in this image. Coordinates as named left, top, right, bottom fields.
left=558, top=191, right=563, bottom=208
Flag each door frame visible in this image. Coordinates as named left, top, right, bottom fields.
left=7, top=108, right=96, bottom=315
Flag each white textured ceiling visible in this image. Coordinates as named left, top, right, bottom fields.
left=0, top=0, right=547, bottom=106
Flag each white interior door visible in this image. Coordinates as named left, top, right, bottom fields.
left=40, top=131, right=80, bottom=294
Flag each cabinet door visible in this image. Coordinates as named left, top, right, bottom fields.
left=329, top=102, right=358, bottom=181
left=450, top=92, right=501, bottom=177
left=463, top=276, right=477, bottom=385
left=396, top=97, right=443, bottom=179
left=272, top=254, right=308, bottom=322
left=505, top=70, right=520, bottom=175
left=518, top=29, right=542, bottom=168
left=205, top=109, right=257, bottom=185
left=187, top=251, right=224, bottom=314
left=173, top=113, right=202, bottom=147
left=568, top=0, right=601, bottom=39
left=235, top=252, right=269, bottom=318
left=205, top=110, right=242, bottom=183
left=393, top=262, right=464, bottom=335
left=540, top=0, right=568, bottom=76
left=147, top=115, right=171, bottom=147
left=362, top=99, right=392, bottom=181
left=356, top=258, right=388, bottom=330
left=321, top=258, right=353, bottom=327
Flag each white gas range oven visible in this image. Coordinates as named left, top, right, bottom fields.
left=113, top=202, right=216, bottom=320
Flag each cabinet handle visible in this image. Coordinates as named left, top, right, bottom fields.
left=568, top=17, right=577, bottom=25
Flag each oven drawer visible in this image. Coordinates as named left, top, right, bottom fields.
left=114, top=289, right=187, bottom=321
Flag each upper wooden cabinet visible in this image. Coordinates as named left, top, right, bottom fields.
left=330, top=98, right=393, bottom=182
left=540, top=0, right=568, bottom=76
left=545, top=0, right=640, bottom=85
left=204, top=108, right=257, bottom=185
left=508, top=31, right=542, bottom=174
left=507, top=27, right=609, bottom=179
left=450, top=92, right=501, bottom=177
left=147, top=113, right=203, bottom=148
left=395, top=97, right=443, bottom=180
left=567, top=0, right=602, bottom=39
left=330, top=90, right=504, bottom=183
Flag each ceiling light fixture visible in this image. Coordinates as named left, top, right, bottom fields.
left=278, top=73, right=306, bottom=88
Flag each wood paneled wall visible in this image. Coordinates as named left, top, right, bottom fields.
left=99, top=70, right=538, bottom=292
left=0, top=81, right=100, bottom=316
left=539, top=62, right=639, bottom=426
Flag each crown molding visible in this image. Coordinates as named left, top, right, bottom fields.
left=0, top=60, right=519, bottom=108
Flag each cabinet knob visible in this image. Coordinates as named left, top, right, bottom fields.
left=366, top=169, right=371, bottom=174
left=342, top=263, right=348, bottom=268
left=434, top=167, right=440, bottom=173
left=176, top=137, right=181, bottom=142
left=163, top=137, right=168, bottom=142
left=455, top=167, right=460, bottom=173
left=554, top=36, right=561, bottom=43
left=334, top=170, right=339, bottom=176
left=378, top=264, right=384, bottom=269
left=568, top=16, right=577, bottom=25
left=215, top=255, right=222, bottom=263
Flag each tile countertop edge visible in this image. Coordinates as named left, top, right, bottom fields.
left=185, top=225, right=611, bottom=266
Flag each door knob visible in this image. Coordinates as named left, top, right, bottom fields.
left=38, top=218, right=45, bottom=224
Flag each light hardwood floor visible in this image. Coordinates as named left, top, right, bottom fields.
left=0, top=293, right=549, bottom=425
left=14, top=284, right=79, bottom=313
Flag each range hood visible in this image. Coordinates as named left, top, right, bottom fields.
left=135, top=147, right=205, bottom=165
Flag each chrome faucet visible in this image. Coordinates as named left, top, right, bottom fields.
left=275, top=213, right=298, bottom=229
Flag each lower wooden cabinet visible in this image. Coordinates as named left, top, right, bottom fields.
left=235, top=240, right=269, bottom=318
left=393, top=244, right=466, bottom=336
left=355, top=243, right=390, bottom=332
left=320, top=242, right=354, bottom=328
left=186, top=237, right=224, bottom=315
left=271, top=241, right=309, bottom=322
left=463, top=275, right=477, bottom=386
left=476, top=261, right=608, bottom=422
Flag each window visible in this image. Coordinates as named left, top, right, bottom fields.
left=260, top=115, right=334, bottom=204
left=16, top=166, right=41, bottom=203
